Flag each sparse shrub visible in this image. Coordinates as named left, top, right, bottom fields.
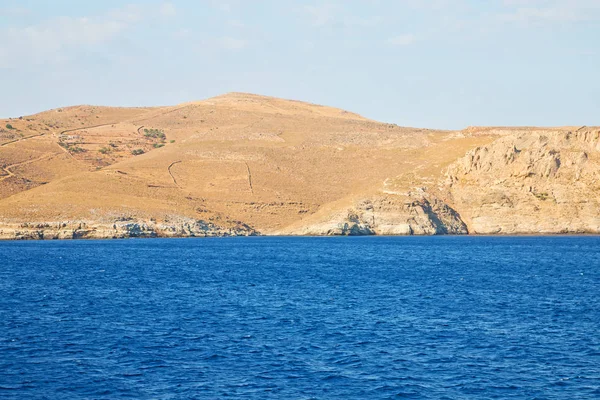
left=6, top=124, right=14, bottom=130
left=69, top=146, right=87, bottom=153
left=170, top=140, right=175, bottom=143
left=68, top=145, right=86, bottom=153
left=143, top=128, right=166, bottom=141
left=153, top=143, right=165, bottom=148
left=131, top=149, right=145, bottom=156
left=109, top=142, right=118, bottom=148
left=98, top=147, right=111, bottom=154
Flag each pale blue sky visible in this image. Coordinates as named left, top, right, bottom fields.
left=1, top=0, right=598, bottom=128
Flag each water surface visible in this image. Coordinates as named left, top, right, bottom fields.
left=1, top=236, right=599, bottom=399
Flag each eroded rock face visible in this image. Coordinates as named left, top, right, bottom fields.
left=280, top=128, right=600, bottom=236
left=0, top=218, right=257, bottom=240
left=283, top=195, right=468, bottom=236
left=445, top=129, right=600, bottom=234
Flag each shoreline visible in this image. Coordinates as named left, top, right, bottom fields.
left=2, top=231, right=600, bottom=241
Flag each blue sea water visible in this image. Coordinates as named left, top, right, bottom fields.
left=1, top=236, right=599, bottom=399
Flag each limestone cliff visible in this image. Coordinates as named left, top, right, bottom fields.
left=445, top=128, right=600, bottom=234
left=279, top=195, right=468, bottom=236
left=280, top=127, right=600, bottom=236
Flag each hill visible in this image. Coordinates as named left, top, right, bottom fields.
left=1, top=93, right=598, bottom=239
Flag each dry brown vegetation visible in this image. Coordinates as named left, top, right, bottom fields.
left=0, top=93, right=598, bottom=238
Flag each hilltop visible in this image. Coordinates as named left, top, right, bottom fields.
left=1, top=93, right=599, bottom=239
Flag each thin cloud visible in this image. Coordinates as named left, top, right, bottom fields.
left=219, top=37, right=248, bottom=50
left=342, top=15, right=384, bottom=28
left=203, top=0, right=235, bottom=13
left=0, top=3, right=176, bottom=69
left=301, top=3, right=340, bottom=27
left=227, top=19, right=246, bottom=28
left=0, top=6, right=31, bottom=16
left=197, top=36, right=249, bottom=51
left=498, top=0, right=600, bottom=24
left=387, top=34, right=416, bottom=46
left=160, top=2, right=177, bottom=17
left=0, top=17, right=128, bottom=68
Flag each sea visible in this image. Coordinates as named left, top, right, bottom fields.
left=1, top=236, right=599, bottom=399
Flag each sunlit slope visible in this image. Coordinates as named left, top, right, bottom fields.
left=0, top=105, right=158, bottom=199
left=1, top=93, right=598, bottom=238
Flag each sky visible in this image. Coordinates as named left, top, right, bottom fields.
left=0, top=0, right=598, bottom=129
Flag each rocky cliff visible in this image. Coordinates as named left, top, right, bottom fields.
left=279, top=195, right=468, bottom=236
left=445, top=128, right=600, bottom=234
left=280, top=127, right=600, bottom=236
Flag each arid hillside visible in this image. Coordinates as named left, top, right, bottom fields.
left=0, top=93, right=598, bottom=239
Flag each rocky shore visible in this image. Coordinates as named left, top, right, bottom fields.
left=0, top=219, right=257, bottom=240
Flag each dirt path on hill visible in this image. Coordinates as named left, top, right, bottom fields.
left=59, top=123, right=120, bottom=136
left=0, top=133, right=47, bottom=147
left=0, top=153, right=61, bottom=182
left=131, top=106, right=189, bottom=125
left=1, top=122, right=121, bottom=149
left=168, top=161, right=182, bottom=188
left=245, top=162, right=254, bottom=194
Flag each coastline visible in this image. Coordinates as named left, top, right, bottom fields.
left=2, top=221, right=599, bottom=241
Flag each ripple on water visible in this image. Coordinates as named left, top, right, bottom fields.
left=0, top=236, right=599, bottom=399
